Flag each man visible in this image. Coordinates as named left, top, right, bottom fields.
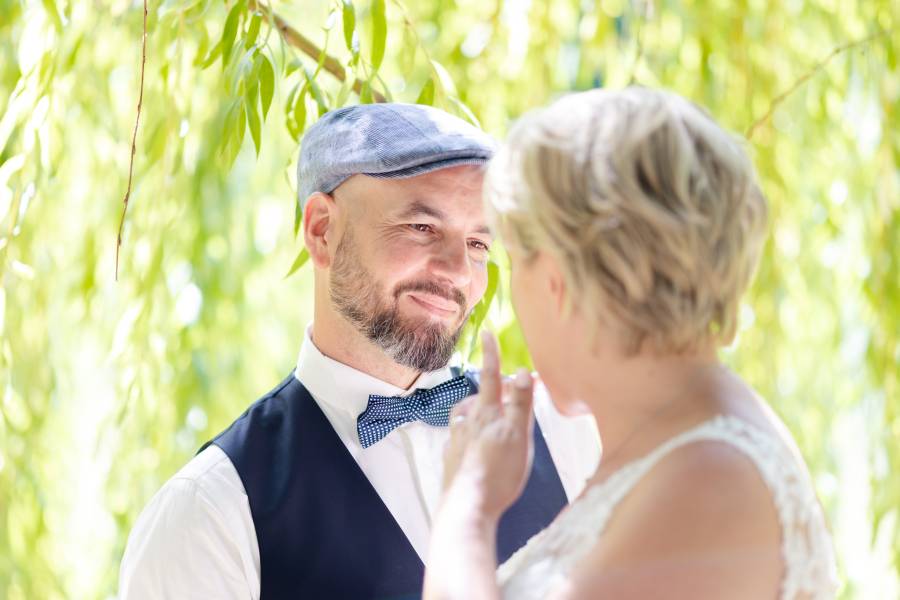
left=119, top=103, right=599, bottom=599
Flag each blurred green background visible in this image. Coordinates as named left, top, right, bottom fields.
left=1, top=0, right=898, bottom=597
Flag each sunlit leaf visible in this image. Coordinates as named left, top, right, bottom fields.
left=371, top=0, right=387, bottom=72
left=284, top=247, right=310, bottom=278
left=199, top=39, right=222, bottom=69
left=259, top=54, right=275, bottom=120
left=220, top=0, right=245, bottom=70
left=301, top=65, right=328, bottom=115
left=246, top=95, right=261, bottom=156
left=415, top=78, right=435, bottom=106
left=342, top=0, right=357, bottom=55
left=245, top=11, right=262, bottom=49
left=40, top=0, right=63, bottom=31
left=360, top=80, right=373, bottom=104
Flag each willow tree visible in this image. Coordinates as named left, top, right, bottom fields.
left=0, top=0, right=897, bottom=597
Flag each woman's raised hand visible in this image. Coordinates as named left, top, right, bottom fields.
left=441, top=330, right=536, bottom=521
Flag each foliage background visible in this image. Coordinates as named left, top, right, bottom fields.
left=0, top=0, right=898, bottom=597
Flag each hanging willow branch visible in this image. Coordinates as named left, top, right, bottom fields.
left=250, top=0, right=387, bottom=102
left=746, top=28, right=892, bottom=139
left=115, top=0, right=148, bottom=281
left=627, top=0, right=654, bottom=85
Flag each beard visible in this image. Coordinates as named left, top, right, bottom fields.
left=329, top=228, right=470, bottom=372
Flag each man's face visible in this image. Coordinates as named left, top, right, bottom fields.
left=329, top=165, right=491, bottom=371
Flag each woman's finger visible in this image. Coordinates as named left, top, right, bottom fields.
left=506, top=368, right=535, bottom=432
left=478, top=330, right=502, bottom=410
left=450, top=395, right=477, bottom=420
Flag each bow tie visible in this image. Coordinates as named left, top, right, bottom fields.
left=357, top=375, right=473, bottom=448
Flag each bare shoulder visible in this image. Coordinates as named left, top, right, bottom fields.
left=560, top=438, right=783, bottom=600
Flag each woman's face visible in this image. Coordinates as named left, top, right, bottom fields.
left=506, top=241, right=589, bottom=416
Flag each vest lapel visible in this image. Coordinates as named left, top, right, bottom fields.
left=209, top=369, right=568, bottom=598
left=213, top=375, right=424, bottom=599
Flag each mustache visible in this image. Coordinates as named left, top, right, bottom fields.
left=394, top=280, right=467, bottom=312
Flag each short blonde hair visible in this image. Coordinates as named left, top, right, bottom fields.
left=487, top=87, right=768, bottom=354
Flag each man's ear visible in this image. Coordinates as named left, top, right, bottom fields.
left=302, top=192, right=338, bottom=269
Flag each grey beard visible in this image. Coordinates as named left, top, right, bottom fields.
left=329, top=229, right=468, bottom=372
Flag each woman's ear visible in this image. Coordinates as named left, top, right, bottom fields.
left=302, top=192, right=337, bottom=269
left=541, top=253, right=568, bottom=317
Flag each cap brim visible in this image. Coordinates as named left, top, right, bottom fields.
left=364, top=156, right=490, bottom=180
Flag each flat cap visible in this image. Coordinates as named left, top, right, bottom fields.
left=296, top=103, right=495, bottom=208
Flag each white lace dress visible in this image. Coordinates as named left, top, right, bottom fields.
left=497, top=415, right=838, bottom=599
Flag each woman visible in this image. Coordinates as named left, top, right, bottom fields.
left=424, top=88, right=837, bottom=599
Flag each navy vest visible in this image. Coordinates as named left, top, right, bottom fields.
left=203, top=371, right=567, bottom=599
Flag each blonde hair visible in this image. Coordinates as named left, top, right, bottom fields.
left=487, top=87, right=768, bottom=354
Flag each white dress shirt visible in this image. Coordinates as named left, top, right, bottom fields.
left=119, top=327, right=600, bottom=600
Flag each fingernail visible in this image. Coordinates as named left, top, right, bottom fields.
left=514, top=368, right=531, bottom=389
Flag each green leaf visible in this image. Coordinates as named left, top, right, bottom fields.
left=465, top=260, right=500, bottom=360
left=259, top=54, right=275, bottom=120
left=342, top=0, right=356, bottom=53
left=285, top=59, right=303, bottom=77
left=284, top=248, right=310, bottom=278
left=370, top=0, right=387, bottom=72
left=415, top=78, right=435, bottom=106
left=287, top=86, right=309, bottom=141
left=199, top=39, right=222, bottom=69
left=448, top=96, right=482, bottom=128
left=429, top=59, right=458, bottom=97
left=295, top=87, right=309, bottom=128
left=472, top=260, right=500, bottom=329
left=246, top=95, right=261, bottom=156
left=221, top=0, right=244, bottom=70
left=293, top=200, right=303, bottom=238
left=360, top=81, right=373, bottom=104
left=245, top=11, right=262, bottom=49
left=301, top=65, right=328, bottom=116
left=220, top=101, right=246, bottom=168
left=193, top=27, right=211, bottom=66
left=284, top=80, right=301, bottom=117
left=238, top=48, right=260, bottom=103
left=334, top=76, right=353, bottom=107
left=41, top=0, right=63, bottom=31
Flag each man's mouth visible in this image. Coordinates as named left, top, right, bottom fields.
left=405, top=292, right=461, bottom=318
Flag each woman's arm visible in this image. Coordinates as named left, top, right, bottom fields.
left=424, top=331, right=535, bottom=600
left=424, top=475, right=501, bottom=600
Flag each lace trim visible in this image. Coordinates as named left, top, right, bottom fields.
left=497, top=415, right=838, bottom=599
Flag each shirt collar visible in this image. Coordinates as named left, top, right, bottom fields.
left=294, top=325, right=455, bottom=420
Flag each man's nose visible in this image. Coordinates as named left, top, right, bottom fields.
left=428, top=237, right=472, bottom=290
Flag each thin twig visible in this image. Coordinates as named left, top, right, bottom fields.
left=250, top=0, right=386, bottom=102
left=745, top=29, right=892, bottom=140
left=115, top=0, right=148, bottom=281
left=627, top=0, right=653, bottom=85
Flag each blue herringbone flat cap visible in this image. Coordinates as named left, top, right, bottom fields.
left=296, top=103, right=496, bottom=208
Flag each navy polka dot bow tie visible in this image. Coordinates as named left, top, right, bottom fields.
left=357, top=375, right=473, bottom=448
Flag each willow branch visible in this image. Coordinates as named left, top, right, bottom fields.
left=627, top=0, right=653, bottom=85
left=250, top=0, right=387, bottom=103
left=115, top=0, right=148, bottom=281
left=745, top=29, right=892, bottom=140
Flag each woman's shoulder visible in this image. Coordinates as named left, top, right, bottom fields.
left=563, top=411, right=839, bottom=599
left=561, top=416, right=786, bottom=599
left=615, top=418, right=785, bottom=550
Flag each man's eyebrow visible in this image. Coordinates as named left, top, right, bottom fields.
left=397, top=200, right=446, bottom=221
left=397, top=200, right=492, bottom=236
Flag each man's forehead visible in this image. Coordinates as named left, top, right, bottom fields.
left=389, top=195, right=490, bottom=233
left=337, top=169, right=489, bottom=230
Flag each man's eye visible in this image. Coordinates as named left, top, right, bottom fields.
left=409, top=224, right=434, bottom=233
left=469, top=240, right=490, bottom=252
